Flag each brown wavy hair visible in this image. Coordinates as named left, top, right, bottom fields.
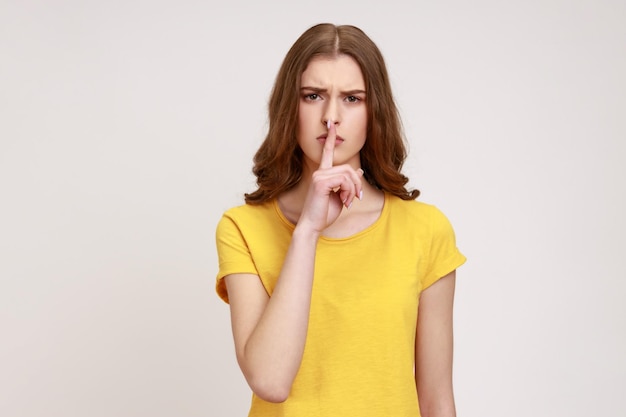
left=244, top=23, right=419, bottom=204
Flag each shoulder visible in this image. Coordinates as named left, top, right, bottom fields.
left=385, top=194, right=450, bottom=225
left=220, top=201, right=275, bottom=224
left=384, top=194, right=459, bottom=246
left=217, top=200, right=285, bottom=238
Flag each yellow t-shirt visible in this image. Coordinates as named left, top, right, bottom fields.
left=215, top=193, right=466, bottom=417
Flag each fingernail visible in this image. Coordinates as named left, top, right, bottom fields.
left=359, top=190, right=363, bottom=200
left=327, top=119, right=331, bottom=129
left=347, top=200, right=353, bottom=210
left=357, top=168, right=364, bottom=176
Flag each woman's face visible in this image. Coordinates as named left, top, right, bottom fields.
left=297, top=54, right=367, bottom=171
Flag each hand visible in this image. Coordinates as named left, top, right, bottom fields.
left=297, top=121, right=364, bottom=234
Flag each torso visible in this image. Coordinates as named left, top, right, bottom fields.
left=216, top=193, right=466, bottom=416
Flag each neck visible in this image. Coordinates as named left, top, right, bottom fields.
left=277, top=168, right=386, bottom=237
left=278, top=161, right=383, bottom=225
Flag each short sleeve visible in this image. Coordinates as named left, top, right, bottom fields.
left=421, top=206, right=466, bottom=290
left=215, top=213, right=259, bottom=303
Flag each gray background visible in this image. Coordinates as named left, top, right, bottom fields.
left=1, top=0, right=625, bottom=416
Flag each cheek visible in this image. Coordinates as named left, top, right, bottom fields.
left=297, top=111, right=319, bottom=145
left=297, top=108, right=311, bottom=131
left=356, top=113, right=368, bottom=140
left=351, top=107, right=367, bottom=127
left=296, top=113, right=305, bottom=145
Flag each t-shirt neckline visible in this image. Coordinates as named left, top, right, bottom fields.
left=272, top=192, right=389, bottom=242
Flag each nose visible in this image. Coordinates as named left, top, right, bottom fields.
left=322, top=119, right=339, bottom=128
left=322, top=101, right=340, bottom=127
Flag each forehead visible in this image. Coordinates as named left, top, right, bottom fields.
left=300, top=54, right=365, bottom=89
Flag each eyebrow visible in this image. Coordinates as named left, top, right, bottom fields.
left=300, top=86, right=367, bottom=95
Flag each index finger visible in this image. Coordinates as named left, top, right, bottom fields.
left=320, top=120, right=336, bottom=169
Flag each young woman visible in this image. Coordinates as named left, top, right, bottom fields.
left=215, top=23, right=466, bottom=417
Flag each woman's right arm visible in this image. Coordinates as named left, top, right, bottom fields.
left=225, top=225, right=319, bottom=403
left=224, top=123, right=362, bottom=403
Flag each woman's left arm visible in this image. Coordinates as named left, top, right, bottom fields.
left=415, top=270, right=457, bottom=417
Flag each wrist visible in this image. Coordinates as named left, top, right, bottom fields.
left=292, top=222, right=322, bottom=241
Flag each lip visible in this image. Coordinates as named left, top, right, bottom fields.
left=317, top=134, right=345, bottom=145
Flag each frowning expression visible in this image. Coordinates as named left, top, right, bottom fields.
left=297, top=54, right=367, bottom=171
